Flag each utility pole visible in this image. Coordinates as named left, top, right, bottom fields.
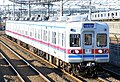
left=60, top=0, right=63, bottom=16
left=28, top=0, right=31, bottom=17
left=60, top=0, right=70, bottom=16
left=13, top=0, right=15, bottom=20
left=47, top=1, right=50, bottom=17
left=88, top=0, right=92, bottom=21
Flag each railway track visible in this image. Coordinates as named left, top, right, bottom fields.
left=0, top=40, right=50, bottom=82
left=0, top=36, right=84, bottom=82
left=0, top=35, right=117, bottom=82
left=0, top=54, right=20, bottom=82
left=0, top=52, right=25, bottom=82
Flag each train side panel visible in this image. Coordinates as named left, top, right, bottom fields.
left=6, top=21, right=67, bottom=62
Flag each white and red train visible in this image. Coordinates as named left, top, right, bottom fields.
left=5, top=16, right=109, bottom=76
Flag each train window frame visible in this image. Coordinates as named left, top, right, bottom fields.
left=96, top=33, right=107, bottom=47
left=70, top=34, right=80, bottom=47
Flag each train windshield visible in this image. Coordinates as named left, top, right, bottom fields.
left=70, top=34, right=80, bottom=47
left=97, top=34, right=107, bottom=47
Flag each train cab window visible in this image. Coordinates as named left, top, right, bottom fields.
left=70, top=34, right=80, bottom=47
left=84, top=34, right=92, bottom=45
left=97, top=34, right=107, bottom=47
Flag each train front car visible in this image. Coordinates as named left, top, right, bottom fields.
left=66, top=22, right=109, bottom=77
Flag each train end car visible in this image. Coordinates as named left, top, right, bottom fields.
left=5, top=17, right=109, bottom=77
left=65, top=22, right=109, bottom=63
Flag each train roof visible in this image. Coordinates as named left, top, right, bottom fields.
left=6, top=18, right=108, bottom=30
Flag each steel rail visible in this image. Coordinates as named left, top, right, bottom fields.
left=0, top=52, right=25, bottom=82
left=0, top=41, right=51, bottom=82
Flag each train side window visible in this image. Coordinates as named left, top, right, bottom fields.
left=115, top=12, right=117, bottom=16
left=30, top=32, right=32, bottom=37
left=25, top=31, right=27, bottom=35
left=70, top=34, right=80, bottom=47
left=62, top=33, right=64, bottom=46
left=41, top=29, right=42, bottom=39
left=108, top=13, right=110, bottom=17
left=104, top=13, right=106, bottom=17
left=98, top=14, right=99, bottom=17
left=84, top=34, right=92, bottom=45
left=22, top=30, right=24, bottom=34
left=101, top=14, right=103, bottom=17
left=97, top=34, right=107, bottom=47
left=52, top=32, right=56, bottom=44
left=95, top=14, right=96, bottom=17
left=58, top=33, right=60, bottom=45
left=112, top=13, right=114, bottom=18
left=43, top=30, right=47, bottom=41
left=48, top=31, right=50, bottom=42
left=38, top=29, right=40, bottom=39
left=35, top=29, right=37, bottom=38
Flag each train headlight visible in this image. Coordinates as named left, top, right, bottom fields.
left=98, top=49, right=103, bottom=53
left=70, top=50, right=79, bottom=54
left=75, top=50, right=79, bottom=54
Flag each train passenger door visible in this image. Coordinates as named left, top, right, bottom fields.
left=82, top=32, right=95, bottom=61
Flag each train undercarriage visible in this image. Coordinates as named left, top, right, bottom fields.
left=7, top=35, right=101, bottom=78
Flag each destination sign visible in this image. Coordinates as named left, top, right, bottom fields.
left=83, top=23, right=94, bottom=28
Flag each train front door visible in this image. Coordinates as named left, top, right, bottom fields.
left=82, top=32, right=95, bottom=61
